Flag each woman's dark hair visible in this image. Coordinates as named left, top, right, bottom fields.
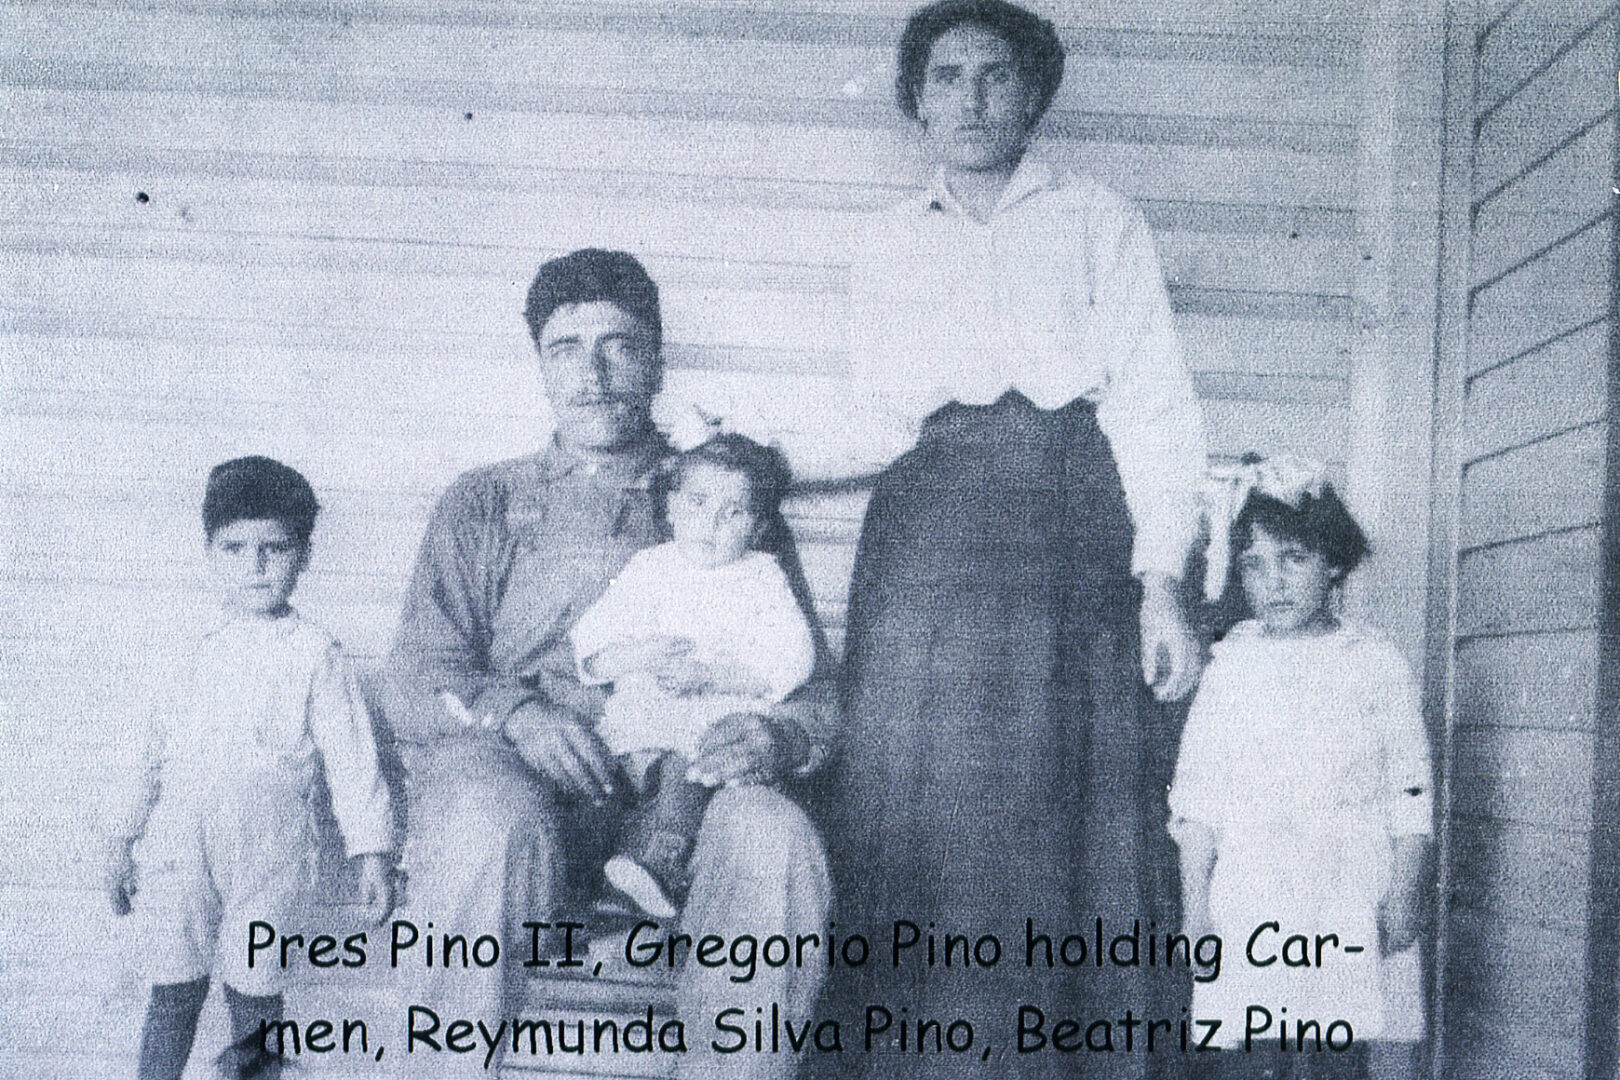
left=523, top=248, right=662, bottom=351
left=1230, top=485, right=1371, bottom=583
left=662, top=433, right=793, bottom=529
left=203, top=455, right=320, bottom=549
left=895, top=0, right=1066, bottom=124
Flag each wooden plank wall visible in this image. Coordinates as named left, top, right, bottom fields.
left=1438, top=1, right=1619, bottom=1078
left=2, top=2, right=1419, bottom=1076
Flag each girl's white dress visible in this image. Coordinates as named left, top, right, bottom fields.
left=1169, top=620, right=1432, bottom=1044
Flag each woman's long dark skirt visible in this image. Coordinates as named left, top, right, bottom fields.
left=822, top=393, right=1186, bottom=1079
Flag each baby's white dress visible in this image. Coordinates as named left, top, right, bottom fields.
left=571, top=542, right=815, bottom=759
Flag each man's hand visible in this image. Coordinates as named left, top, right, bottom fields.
left=1140, top=573, right=1200, bottom=701
left=503, top=704, right=616, bottom=803
left=103, top=837, right=137, bottom=916
left=356, top=853, right=395, bottom=926
left=688, top=713, right=807, bottom=788
left=652, top=657, right=712, bottom=696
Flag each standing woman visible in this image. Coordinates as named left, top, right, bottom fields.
left=825, top=3, right=1206, bottom=1076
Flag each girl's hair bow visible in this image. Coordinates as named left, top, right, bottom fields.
left=1201, top=453, right=1329, bottom=601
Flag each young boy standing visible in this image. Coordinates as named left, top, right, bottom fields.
left=102, top=456, right=394, bottom=1080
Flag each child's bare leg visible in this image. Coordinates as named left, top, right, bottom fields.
left=136, top=977, right=209, bottom=1080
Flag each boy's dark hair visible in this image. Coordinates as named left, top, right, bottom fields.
left=895, top=0, right=1066, bottom=124
left=523, top=248, right=662, bottom=351
left=1231, top=484, right=1371, bottom=583
left=662, top=434, right=793, bottom=534
left=203, top=456, right=321, bottom=548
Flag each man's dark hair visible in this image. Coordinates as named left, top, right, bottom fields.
left=895, top=0, right=1066, bottom=124
left=523, top=248, right=662, bottom=350
left=203, top=456, right=321, bottom=549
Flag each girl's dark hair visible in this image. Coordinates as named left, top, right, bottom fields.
left=1231, top=484, right=1371, bottom=583
left=895, top=0, right=1066, bottom=124
left=203, top=455, right=320, bottom=548
left=662, top=434, right=792, bottom=528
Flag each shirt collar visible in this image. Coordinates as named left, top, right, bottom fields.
left=923, top=157, right=1057, bottom=218
left=538, top=431, right=666, bottom=489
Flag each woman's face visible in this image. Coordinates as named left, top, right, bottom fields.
left=915, top=23, right=1038, bottom=173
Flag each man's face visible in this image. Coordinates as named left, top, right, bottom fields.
left=536, top=301, right=662, bottom=453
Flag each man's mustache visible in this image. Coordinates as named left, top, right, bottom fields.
left=561, top=394, right=641, bottom=408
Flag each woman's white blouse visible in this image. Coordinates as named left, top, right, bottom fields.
left=849, top=159, right=1207, bottom=579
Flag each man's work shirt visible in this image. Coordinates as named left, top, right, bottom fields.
left=384, top=439, right=665, bottom=744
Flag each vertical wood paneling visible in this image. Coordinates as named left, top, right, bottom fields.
left=1437, top=2, right=1618, bottom=1075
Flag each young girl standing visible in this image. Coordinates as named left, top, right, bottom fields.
left=1170, top=456, right=1433, bottom=1080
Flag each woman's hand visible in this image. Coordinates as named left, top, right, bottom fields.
left=103, top=837, right=137, bottom=916
left=1139, top=573, right=1200, bottom=701
left=356, top=853, right=395, bottom=927
left=1378, top=835, right=1430, bottom=955
left=1378, top=888, right=1423, bottom=956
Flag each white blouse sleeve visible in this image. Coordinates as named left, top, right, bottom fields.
left=1090, top=204, right=1207, bottom=581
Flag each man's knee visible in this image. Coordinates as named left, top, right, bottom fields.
left=403, top=746, right=560, bottom=871
left=696, top=786, right=825, bottom=876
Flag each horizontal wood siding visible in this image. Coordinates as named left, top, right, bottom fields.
left=0, top=2, right=1414, bottom=1076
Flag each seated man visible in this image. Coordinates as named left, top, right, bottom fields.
left=381, top=249, right=833, bottom=1078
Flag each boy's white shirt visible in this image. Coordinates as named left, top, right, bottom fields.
left=106, top=608, right=392, bottom=859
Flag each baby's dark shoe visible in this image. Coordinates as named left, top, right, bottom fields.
left=215, top=1038, right=294, bottom=1080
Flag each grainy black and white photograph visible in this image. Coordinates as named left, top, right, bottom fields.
left=2, top=2, right=1616, bottom=1079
